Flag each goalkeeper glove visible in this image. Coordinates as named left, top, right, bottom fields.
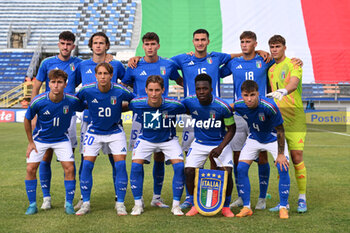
left=266, top=89, right=288, bottom=101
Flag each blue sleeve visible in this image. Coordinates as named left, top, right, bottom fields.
left=122, top=87, right=136, bottom=102
left=169, top=63, right=181, bottom=81
left=170, top=54, right=183, bottom=69
left=267, top=59, right=275, bottom=67
left=73, top=98, right=86, bottom=112
left=116, top=61, right=126, bottom=81
left=214, top=52, right=232, bottom=65
left=25, top=104, right=37, bottom=120
left=36, top=60, right=48, bottom=82
left=121, top=67, right=134, bottom=85
left=219, top=64, right=232, bottom=78
left=176, top=103, right=186, bottom=114
left=75, top=64, right=82, bottom=86
left=270, top=103, right=284, bottom=127
left=76, top=88, right=85, bottom=102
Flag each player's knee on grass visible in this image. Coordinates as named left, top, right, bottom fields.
left=61, top=162, right=75, bottom=180
left=154, top=151, right=165, bottom=162
left=26, top=163, right=40, bottom=179
left=290, top=150, right=304, bottom=164
left=42, top=149, right=54, bottom=163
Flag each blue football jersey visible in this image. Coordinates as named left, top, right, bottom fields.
left=129, top=97, right=186, bottom=143
left=36, top=55, right=83, bottom=94
left=182, top=96, right=234, bottom=146
left=234, top=96, right=283, bottom=143
left=171, top=52, right=231, bottom=97
left=75, top=59, right=126, bottom=123
left=220, top=55, right=275, bottom=101
left=25, top=92, right=85, bottom=143
left=122, top=57, right=180, bottom=96
left=75, top=59, right=125, bottom=85
left=76, top=83, right=134, bottom=135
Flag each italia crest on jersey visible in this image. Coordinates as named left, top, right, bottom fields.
left=194, top=168, right=227, bottom=216
left=281, top=71, right=286, bottom=80
left=111, top=96, right=117, bottom=105
left=63, top=105, right=69, bottom=114
left=160, top=66, right=166, bottom=75
left=207, top=57, right=213, bottom=64
left=209, top=110, right=216, bottom=119
left=259, top=112, right=265, bottom=121
left=256, top=60, right=262, bottom=68
left=70, top=63, right=75, bottom=71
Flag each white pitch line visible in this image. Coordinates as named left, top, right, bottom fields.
left=308, top=128, right=350, bottom=137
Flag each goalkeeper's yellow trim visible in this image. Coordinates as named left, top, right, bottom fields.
left=294, top=161, right=307, bottom=195
left=224, top=116, right=235, bottom=126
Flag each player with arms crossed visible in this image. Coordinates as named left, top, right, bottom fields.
left=74, top=32, right=125, bottom=210
left=128, top=75, right=186, bottom=216
left=30, top=31, right=83, bottom=210
left=182, top=74, right=236, bottom=217
left=24, top=69, right=85, bottom=215
left=267, top=35, right=307, bottom=213
left=121, top=32, right=183, bottom=208
left=233, top=80, right=290, bottom=219
left=75, top=63, right=134, bottom=216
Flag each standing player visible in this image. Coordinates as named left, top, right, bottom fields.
left=182, top=74, right=236, bottom=217
left=24, top=69, right=85, bottom=215
left=30, top=31, right=82, bottom=210
left=220, top=31, right=274, bottom=210
left=75, top=63, right=134, bottom=216
left=121, top=32, right=183, bottom=208
left=128, top=75, right=186, bottom=216
left=74, top=32, right=126, bottom=210
left=234, top=80, right=290, bottom=219
left=266, top=35, right=307, bottom=213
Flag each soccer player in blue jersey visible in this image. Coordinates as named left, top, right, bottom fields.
left=74, top=32, right=126, bottom=210
left=75, top=63, right=134, bottom=216
left=233, top=80, right=290, bottom=219
left=220, top=31, right=274, bottom=210
left=182, top=74, right=236, bottom=217
left=30, top=31, right=83, bottom=210
left=122, top=32, right=183, bottom=208
left=24, top=69, right=85, bottom=215
left=128, top=75, right=186, bottom=216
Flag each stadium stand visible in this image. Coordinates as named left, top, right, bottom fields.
left=0, top=0, right=137, bottom=53
left=0, top=52, right=33, bottom=94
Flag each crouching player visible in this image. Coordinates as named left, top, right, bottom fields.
left=24, top=69, right=85, bottom=215
left=75, top=63, right=134, bottom=216
left=234, top=80, right=290, bottom=219
left=128, top=75, right=185, bottom=216
left=183, top=74, right=236, bottom=217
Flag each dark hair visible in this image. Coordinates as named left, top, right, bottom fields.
left=142, top=32, right=159, bottom=44
left=59, top=31, right=75, bottom=42
left=193, top=29, right=209, bottom=39
left=241, top=80, right=258, bottom=92
left=88, top=32, right=110, bottom=51
left=240, top=31, right=257, bottom=41
left=268, top=35, right=286, bottom=46
left=48, top=69, right=68, bottom=82
left=95, top=62, right=113, bottom=74
left=146, top=75, right=164, bottom=89
left=195, top=73, right=212, bottom=86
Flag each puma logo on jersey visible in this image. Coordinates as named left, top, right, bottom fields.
left=92, top=98, right=99, bottom=103
left=140, top=71, right=147, bottom=76
left=236, top=65, right=243, bottom=69
left=188, top=61, right=195, bottom=66
left=43, top=110, right=50, bottom=115
left=86, top=69, right=93, bottom=74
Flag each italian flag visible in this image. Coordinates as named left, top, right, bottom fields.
left=136, top=0, right=350, bottom=84
left=201, top=188, right=219, bottom=207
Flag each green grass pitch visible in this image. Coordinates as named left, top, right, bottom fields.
left=0, top=123, right=349, bottom=233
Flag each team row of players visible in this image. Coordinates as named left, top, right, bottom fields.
left=25, top=29, right=307, bottom=219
